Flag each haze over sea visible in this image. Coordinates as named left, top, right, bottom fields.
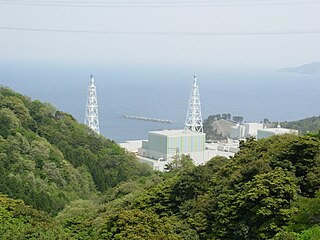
left=1, top=63, right=319, bottom=142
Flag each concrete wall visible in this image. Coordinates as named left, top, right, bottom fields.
left=230, top=125, right=246, bottom=139
left=148, top=133, right=167, bottom=154
left=244, top=123, right=264, bottom=137
left=167, top=134, right=205, bottom=154
left=257, top=130, right=275, bottom=139
left=257, top=128, right=299, bottom=139
left=138, top=131, right=205, bottom=161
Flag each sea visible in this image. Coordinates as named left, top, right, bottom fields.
left=1, top=63, right=319, bottom=142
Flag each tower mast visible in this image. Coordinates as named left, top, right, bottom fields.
left=185, top=73, right=203, bottom=132
left=85, top=75, right=100, bottom=134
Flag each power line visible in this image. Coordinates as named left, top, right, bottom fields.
left=1, top=0, right=320, bottom=7
left=1, top=26, right=320, bottom=36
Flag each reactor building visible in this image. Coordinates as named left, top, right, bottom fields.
left=138, top=74, right=206, bottom=161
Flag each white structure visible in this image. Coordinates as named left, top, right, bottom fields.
left=138, top=74, right=206, bottom=165
left=230, top=124, right=246, bottom=139
left=85, top=75, right=100, bottom=134
left=138, top=129, right=205, bottom=161
left=185, top=74, right=203, bottom=132
left=257, top=125, right=298, bottom=139
left=244, top=123, right=264, bottom=138
left=119, top=140, right=143, bottom=153
left=122, top=139, right=236, bottom=171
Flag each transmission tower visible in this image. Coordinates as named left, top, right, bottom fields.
left=185, top=73, right=203, bottom=132
left=85, top=75, right=100, bottom=134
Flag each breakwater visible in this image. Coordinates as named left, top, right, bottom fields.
left=122, top=115, right=173, bottom=124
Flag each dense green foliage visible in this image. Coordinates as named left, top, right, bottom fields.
left=281, top=116, right=320, bottom=134
left=0, top=194, right=67, bottom=239
left=39, top=134, right=319, bottom=240
left=0, top=86, right=152, bottom=213
left=2, top=133, right=320, bottom=239
left=2, top=86, right=320, bottom=239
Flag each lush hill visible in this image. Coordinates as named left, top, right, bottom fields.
left=0, top=86, right=152, bottom=213
left=2, top=133, right=320, bottom=239
left=2, top=86, right=320, bottom=239
left=35, top=134, right=320, bottom=240
left=281, top=116, right=320, bottom=134
left=0, top=194, right=67, bottom=239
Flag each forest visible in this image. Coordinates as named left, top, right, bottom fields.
left=1, top=86, right=320, bottom=239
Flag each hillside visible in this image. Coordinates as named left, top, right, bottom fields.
left=203, top=114, right=240, bottom=140
left=2, top=133, right=319, bottom=239
left=281, top=116, right=320, bottom=134
left=1, top=86, right=320, bottom=239
left=2, top=131, right=320, bottom=239
left=79, top=134, right=320, bottom=239
left=0, top=86, right=152, bottom=213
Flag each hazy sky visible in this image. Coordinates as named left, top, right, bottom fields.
left=1, top=0, right=320, bottom=69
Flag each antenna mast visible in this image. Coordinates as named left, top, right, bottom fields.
left=185, top=73, right=203, bottom=132
left=85, top=75, right=100, bottom=134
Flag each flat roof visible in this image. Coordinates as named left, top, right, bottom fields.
left=149, top=129, right=205, bottom=137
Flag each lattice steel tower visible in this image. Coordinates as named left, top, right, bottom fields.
left=85, top=75, right=100, bottom=134
left=185, top=73, right=203, bottom=132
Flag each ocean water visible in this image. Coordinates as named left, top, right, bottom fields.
left=1, top=63, right=319, bottom=142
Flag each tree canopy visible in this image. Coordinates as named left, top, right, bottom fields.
left=0, top=86, right=152, bottom=214
left=1, top=86, right=320, bottom=239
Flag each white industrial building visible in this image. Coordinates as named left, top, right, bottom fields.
left=120, top=139, right=236, bottom=171
left=138, top=129, right=206, bottom=161
left=244, top=123, right=264, bottom=138
left=122, top=74, right=241, bottom=171
left=137, top=74, right=208, bottom=166
left=257, top=126, right=299, bottom=139
left=230, top=124, right=246, bottom=139
left=229, top=122, right=265, bottom=139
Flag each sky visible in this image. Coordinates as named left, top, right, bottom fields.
left=0, top=0, right=320, bottom=69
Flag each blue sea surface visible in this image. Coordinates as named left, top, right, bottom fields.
left=1, top=63, right=319, bottom=142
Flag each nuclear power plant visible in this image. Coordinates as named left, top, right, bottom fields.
left=85, top=73, right=235, bottom=171
left=85, top=73, right=297, bottom=171
left=138, top=74, right=206, bottom=161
